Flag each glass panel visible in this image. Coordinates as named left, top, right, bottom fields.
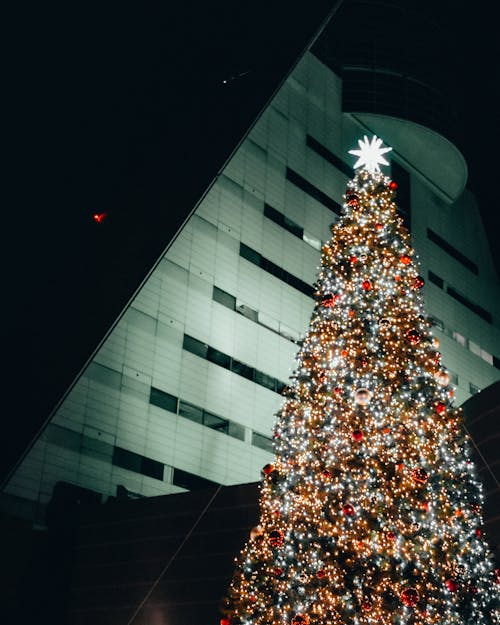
left=228, top=421, right=245, bottom=441
left=231, top=359, right=254, bottom=381
left=252, top=431, right=274, bottom=453
left=207, top=347, right=231, bottom=369
left=150, top=387, right=178, bottom=413
left=183, top=335, right=208, bottom=358
left=213, top=286, right=236, bottom=310
left=178, top=401, right=203, bottom=424
left=203, top=411, right=229, bottom=433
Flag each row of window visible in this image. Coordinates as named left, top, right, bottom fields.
left=264, top=203, right=322, bottom=251
left=213, top=285, right=300, bottom=344
left=183, top=334, right=287, bottom=394
left=427, top=228, right=478, bottom=275
left=239, top=242, right=314, bottom=298
left=286, top=166, right=341, bottom=215
left=149, top=386, right=245, bottom=441
left=428, top=270, right=493, bottom=325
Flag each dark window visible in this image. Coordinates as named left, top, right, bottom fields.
left=112, top=447, right=163, bottom=480
left=306, top=135, right=352, bottom=177
left=275, top=381, right=287, bottom=394
left=286, top=167, right=341, bottom=215
left=391, top=161, right=411, bottom=230
left=252, top=431, right=274, bottom=453
left=264, top=203, right=303, bottom=239
left=240, top=242, right=261, bottom=265
left=429, top=316, right=444, bottom=331
left=178, top=401, right=203, bottom=424
left=203, top=411, right=229, bottom=433
left=173, top=468, right=219, bottom=491
left=428, top=271, right=444, bottom=289
left=141, top=457, right=164, bottom=481
left=254, top=370, right=278, bottom=392
left=149, top=387, right=178, bottom=413
left=427, top=228, right=479, bottom=274
left=239, top=243, right=314, bottom=298
left=447, top=286, right=492, bottom=323
left=231, top=359, right=254, bottom=381
left=237, top=303, right=258, bottom=322
left=207, top=346, right=231, bottom=369
left=469, top=383, right=481, bottom=395
left=493, top=355, right=500, bottom=371
left=213, top=286, right=236, bottom=310
left=183, top=335, right=208, bottom=358
left=113, top=447, right=142, bottom=473
left=228, top=421, right=245, bottom=441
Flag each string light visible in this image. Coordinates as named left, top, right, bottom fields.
left=220, top=137, right=500, bottom=625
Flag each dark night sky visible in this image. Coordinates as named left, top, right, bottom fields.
left=2, top=1, right=499, bottom=485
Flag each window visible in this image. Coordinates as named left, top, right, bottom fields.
left=231, top=359, right=254, bottom=381
left=429, top=316, right=444, bottom=331
left=178, top=401, right=203, bottom=424
left=428, top=271, right=444, bottom=289
left=254, top=370, right=278, bottom=392
left=303, top=231, right=322, bottom=251
left=141, top=457, right=164, bottom=481
left=228, top=421, right=245, bottom=441
left=494, top=355, right=500, bottom=371
left=452, top=331, right=467, bottom=347
left=150, top=387, right=178, bottom=413
left=469, top=383, right=481, bottom=395
left=306, top=134, right=352, bottom=177
left=237, top=302, right=258, bottom=322
left=239, top=243, right=314, bottom=298
left=213, top=286, right=236, bottom=310
left=207, top=346, right=231, bottom=369
left=112, top=447, right=164, bottom=481
left=427, top=228, right=478, bottom=274
left=203, top=411, right=229, bottom=433
left=172, top=468, right=219, bottom=491
left=286, top=167, right=341, bottom=215
left=446, top=286, right=492, bottom=323
left=449, top=371, right=459, bottom=385
left=480, top=349, right=493, bottom=365
left=183, top=335, right=208, bottom=358
left=252, top=431, right=274, bottom=453
left=264, top=203, right=304, bottom=239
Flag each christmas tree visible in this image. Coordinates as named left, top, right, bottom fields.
left=220, top=136, right=500, bottom=625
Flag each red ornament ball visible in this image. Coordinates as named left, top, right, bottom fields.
left=476, top=528, right=483, bottom=538
left=362, top=601, right=373, bottom=612
left=350, top=255, right=358, bottom=264
left=262, top=463, right=274, bottom=475
left=400, top=254, right=412, bottom=265
left=389, top=180, right=398, bottom=190
left=321, top=294, right=335, bottom=307
left=334, top=386, right=342, bottom=395
left=342, top=503, right=355, bottom=517
left=387, top=531, right=396, bottom=541
left=406, top=329, right=421, bottom=345
left=220, top=619, right=231, bottom=625
left=471, top=586, right=478, bottom=594
left=375, top=223, right=384, bottom=230
left=435, top=402, right=446, bottom=415
left=494, top=568, right=500, bottom=583
left=401, top=587, right=419, bottom=607
left=445, top=578, right=459, bottom=592
left=361, top=279, right=372, bottom=291
left=352, top=429, right=364, bottom=441
left=316, top=569, right=326, bottom=579
left=411, top=467, right=429, bottom=484
left=413, top=275, right=425, bottom=289
left=268, top=530, right=284, bottom=548
left=274, top=567, right=283, bottom=576
left=292, top=615, right=309, bottom=625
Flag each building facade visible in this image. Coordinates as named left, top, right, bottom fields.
left=3, top=52, right=500, bottom=525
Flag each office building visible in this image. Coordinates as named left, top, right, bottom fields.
left=2, top=49, right=499, bottom=527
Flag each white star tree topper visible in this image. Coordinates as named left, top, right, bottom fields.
left=349, top=135, right=392, bottom=173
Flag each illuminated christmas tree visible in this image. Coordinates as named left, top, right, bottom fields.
left=220, top=136, right=500, bottom=625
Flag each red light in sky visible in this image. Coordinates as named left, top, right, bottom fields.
left=93, top=212, right=107, bottom=224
